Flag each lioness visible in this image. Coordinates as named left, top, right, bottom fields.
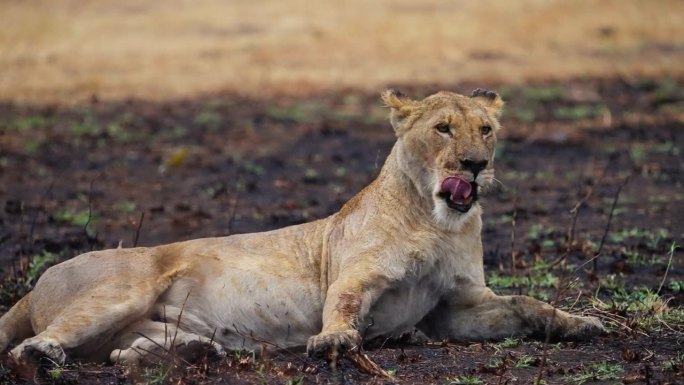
left=0, top=89, right=603, bottom=366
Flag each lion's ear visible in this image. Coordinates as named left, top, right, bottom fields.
left=470, top=88, right=504, bottom=119
left=381, top=89, right=419, bottom=135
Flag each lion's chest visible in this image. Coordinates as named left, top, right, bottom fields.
left=361, top=242, right=483, bottom=339
left=362, top=275, right=444, bottom=339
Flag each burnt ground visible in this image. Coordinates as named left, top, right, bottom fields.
left=0, top=77, right=683, bottom=384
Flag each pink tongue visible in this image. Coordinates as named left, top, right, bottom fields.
left=440, top=177, right=472, bottom=201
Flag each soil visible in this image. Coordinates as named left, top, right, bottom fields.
left=0, top=77, right=683, bottom=384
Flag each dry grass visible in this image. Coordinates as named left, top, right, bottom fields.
left=1, top=0, right=683, bottom=103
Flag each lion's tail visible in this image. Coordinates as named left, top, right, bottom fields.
left=0, top=291, right=34, bottom=353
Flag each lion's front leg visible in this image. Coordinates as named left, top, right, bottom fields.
left=418, top=288, right=604, bottom=342
left=307, top=271, right=388, bottom=357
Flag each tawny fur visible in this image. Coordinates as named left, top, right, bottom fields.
left=0, top=90, right=604, bottom=365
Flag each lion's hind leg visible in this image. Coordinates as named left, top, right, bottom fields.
left=10, top=283, right=165, bottom=365
left=0, top=292, right=34, bottom=354
left=110, top=319, right=226, bottom=365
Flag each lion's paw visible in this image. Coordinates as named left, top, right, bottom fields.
left=177, top=339, right=227, bottom=360
left=307, top=329, right=360, bottom=357
left=10, top=338, right=66, bottom=366
left=563, top=315, right=606, bottom=340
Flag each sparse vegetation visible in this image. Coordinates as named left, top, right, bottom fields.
left=53, top=208, right=94, bottom=227
left=513, top=354, right=536, bottom=368
left=661, top=352, right=684, bottom=371
left=114, top=200, right=137, bottom=214
left=562, top=362, right=624, bottom=384
left=141, top=364, right=171, bottom=385
left=448, top=375, right=484, bottom=385
left=669, top=280, right=684, bottom=293
left=48, top=367, right=63, bottom=381
left=488, top=268, right=559, bottom=300
left=553, top=104, right=607, bottom=121
left=26, top=251, right=59, bottom=287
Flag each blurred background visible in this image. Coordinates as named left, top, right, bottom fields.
left=1, top=0, right=683, bottom=102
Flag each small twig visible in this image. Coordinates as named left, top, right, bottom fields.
left=535, top=268, right=571, bottom=385
left=592, top=176, right=629, bottom=273
left=534, top=168, right=607, bottom=382
left=17, top=201, right=27, bottom=274
left=226, top=174, right=243, bottom=235
left=230, top=324, right=325, bottom=372
left=132, top=342, right=189, bottom=366
left=84, top=180, right=94, bottom=234
left=657, top=242, right=678, bottom=295
left=510, top=185, right=518, bottom=273
left=568, top=289, right=583, bottom=311
left=343, top=351, right=393, bottom=379
left=133, top=212, right=145, bottom=247
left=209, top=327, right=218, bottom=348
left=172, top=290, right=193, bottom=349
left=85, top=180, right=95, bottom=250
left=588, top=302, right=645, bottom=336
left=27, top=180, right=55, bottom=254
left=533, top=163, right=607, bottom=385
left=549, top=168, right=606, bottom=268
left=163, top=306, right=168, bottom=347
left=535, top=308, right=558, bottom=385
left=568, top=168, right=606, bottom=249
left=131, top=292, right=193, bottom=366
left=132, top=332, right=192, bottom=366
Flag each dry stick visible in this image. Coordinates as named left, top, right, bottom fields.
left=84, top=180, right=96, bottom=250
left=592, top=176, right=629, bottom=273
left=549, top=168, right=606, bottom=268
left=171, top=291, right=193, bottom=353
left=534, top=300, right=561, bottom=384
left=229, top=324, right=330, bottom=374
left=497, top=367, right=510, bottom=385
left=132, top=332, right=193, bottom=366
left=656, top=242, right=677, bottom=295
left=208, top=327, right=218, bottom=349
left=536, top=177, right=629, bottom=384
left=345, top=317, right=392, bottom=378
left=226, top=174, right=243, bottom=236
left=535, top=170, right=608, bottom=384
left=535, top=251, right=579, bottom=385
left=126, top=295, right=194, bottom=367
left=17, top=202, right=27, bottom=275
left=163, top=306, right=168, bottom=349
left=133, top=291, right=196, bottom=367
left=27, top=180, right=55, bottom=254
left=133, top=212, right=145, bottom=247
left=510, top=185, right=518, bottom=273
left=343, top=351, right=393, bottom=378
left=228, top=325, right=386, bottom=379
left=535, top=255, right=588, bottom=384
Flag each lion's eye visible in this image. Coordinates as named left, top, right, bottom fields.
left=435, top=123, right=451, bottom=134
left=480, top=125, right=492, bottom=136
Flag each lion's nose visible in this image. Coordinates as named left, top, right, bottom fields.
left=460, top=158, right=488, bottom=176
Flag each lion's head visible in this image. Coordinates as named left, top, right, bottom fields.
left=382, top=88, right=504, bottom=229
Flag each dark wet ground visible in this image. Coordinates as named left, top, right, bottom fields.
left=1, top=77, right=683, bottom=384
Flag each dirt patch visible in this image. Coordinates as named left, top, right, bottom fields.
left=1, top=77, right=683, bottom=384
